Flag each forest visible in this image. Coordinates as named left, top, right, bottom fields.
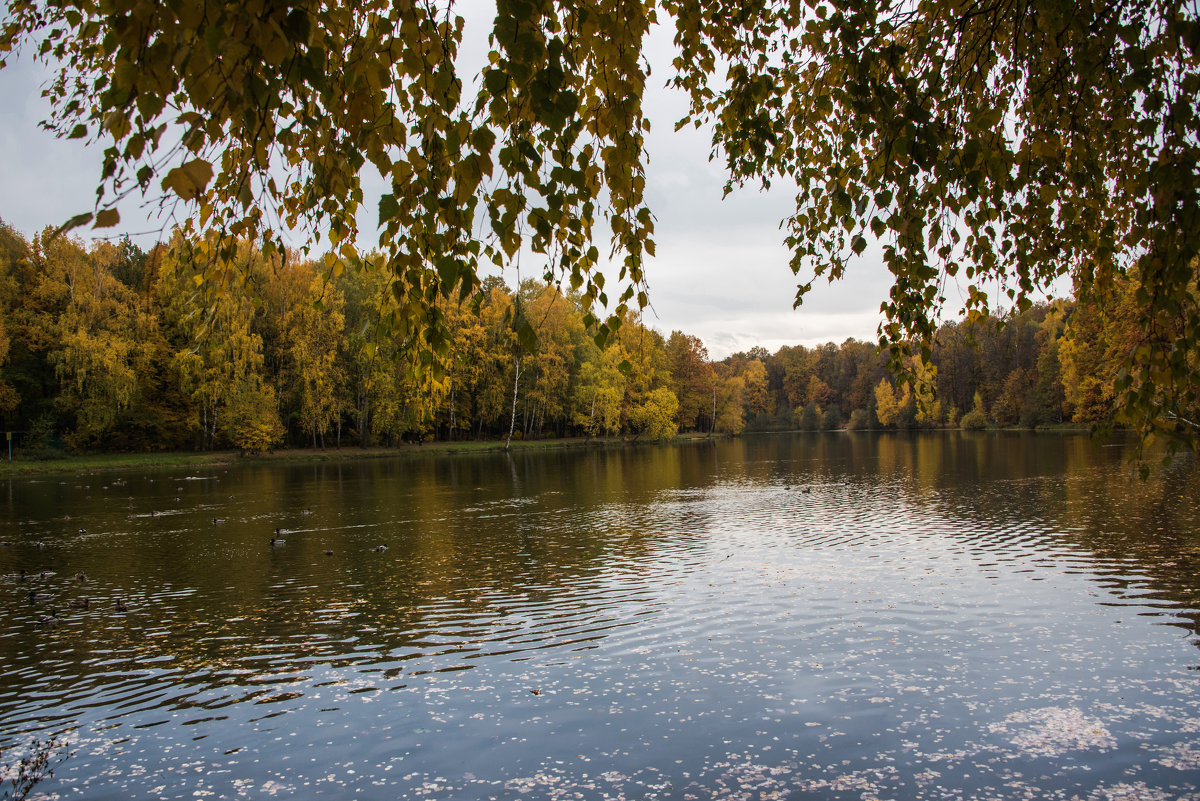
left=0, top=220, right=1162, bottom=455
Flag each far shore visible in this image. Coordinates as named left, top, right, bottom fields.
left=0, top=436, right=629, bottom=477
left=0, top=427, right=1097, bottom=477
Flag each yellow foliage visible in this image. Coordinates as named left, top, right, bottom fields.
left=874, top=379, right=901, bottom=427
left=714, top=373, right=747, bottom=435
left=629, top=387, right=679, bottom=441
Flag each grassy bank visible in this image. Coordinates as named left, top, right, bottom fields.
left=0, top=451, right=235, bottom=476
left=0, top=428, right=1097, bottom=477
left=0, top=436, right=632, bottom=477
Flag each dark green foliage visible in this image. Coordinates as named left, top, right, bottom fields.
left=796, top=403, right=820, bottom=431
left=18, top=413, right=65, bottom=459
left=1033, top=334, right=1066, bottom=426
left=847, top=409, right=871, bottom=430
left=960, top=410, right=988, bottom=431
left=895, top=398, right=917, bottom=431
left=820, top=404, right=841, bottom=431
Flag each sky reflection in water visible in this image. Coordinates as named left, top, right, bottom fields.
left=1, top=432, right=1198, bottom=800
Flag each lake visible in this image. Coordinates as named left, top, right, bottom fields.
left=2, top=432, right=1199, bottom=800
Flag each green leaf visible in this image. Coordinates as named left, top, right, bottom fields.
left=283, top=8, right=311, bottom=43
left=516, top=318, right=538, bottom=352
left=94, top=208, right=120, bottom=228
left=52, top=212, right=93, bottom=238
left=436, top=255, right=459, bottom=288
left=379, top=193, right=399, bottom=226
left=472, top=126, right=497, bottom=154
left=484, top=68, right=508, bottom=97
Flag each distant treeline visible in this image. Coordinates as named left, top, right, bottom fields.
left=0, top=220, right=1141, bottom=454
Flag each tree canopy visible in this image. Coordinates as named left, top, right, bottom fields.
left=0, top=219, right=1184, bottom=452
left=2, top=0, right=1198, bottom=450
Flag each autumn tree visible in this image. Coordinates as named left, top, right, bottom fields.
left=340, top=260, right=398, bottom=444
left=1, top=0, right=658, bottom=371
left=0, top=281, right=16, bottom=419
left=741, top=359, right=770, bottom=420
left=254, top=247, right=317, bottom=416
left=874, top=378, right=910, bottom=429
left=910, top=358, right=941, bottom=427
left=14, top=232, right=155, bottom=448
left=57, top=239, right=162, bottom=447
left=157, top=239, right=283, bottom=451
left=0, top=224, right=53, bottom=430
left=572, top=341, right=626, bottom=438
left=960, top=391, right=989, bottom=430
left=285, top=273, right=346, bottom=448
left=516, top=281, right=585, bottom=438
left=712, top=367, right=746, bottom=435
left=805, top=374, right=833, bottom=409
left=627, top=386, right=679, bottom=441
left=4, top=0, right=1199, bottom=450
left=1059, top=275, right=1152, bottom=427
left=933, top=321, right=980, bottom=417
left=616, top=315, right=672, bottom=435
left=3, top=214, right=1194, bottom=451
left=473, top=281, right=520, bottom=436
left=8, top=0, right=1199, bottom=453
left=776, top=346, right=814, bottom=410
left=676, top=0, right=1200, bottom=447
left=665, top=331, right=712, bottom=432
left=992, top=368, right=1034, bottom=427
left=437, top=293, right=484, bottom=440
left=835, top=339, right=882, bottom=414
left=1032, top=308, right=1069, bottom=426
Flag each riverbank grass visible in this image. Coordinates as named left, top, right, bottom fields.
left=0, top=437, right=629, bottom=477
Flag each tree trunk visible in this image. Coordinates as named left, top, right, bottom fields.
left=506, top=354, right=521, bottom=451
left=711, top=385, right=717, bottom=436
left=358, top=388, right=369, bottom=445
left=448, top=373, right=457, bottom=441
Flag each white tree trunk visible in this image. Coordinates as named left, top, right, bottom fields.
left=506, top=354, right=522, bottom=451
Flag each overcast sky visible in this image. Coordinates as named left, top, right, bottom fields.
left=0, top=9, right=900, bottom=359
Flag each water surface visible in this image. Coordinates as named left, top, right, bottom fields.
left=2, top=432, right=1199, bottom=800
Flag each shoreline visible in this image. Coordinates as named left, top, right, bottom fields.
left=0, top=428, right=1097, bottom=477
left=0, top=436, right=638, bottom=477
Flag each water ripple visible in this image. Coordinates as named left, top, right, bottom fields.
left=1, top=435, right=1198, bottom=801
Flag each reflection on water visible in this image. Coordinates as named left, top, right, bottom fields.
left=1, top=432, right=1199, bottom=800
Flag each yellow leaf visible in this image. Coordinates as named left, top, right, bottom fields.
left=162, top=159, right=214, bottom=200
